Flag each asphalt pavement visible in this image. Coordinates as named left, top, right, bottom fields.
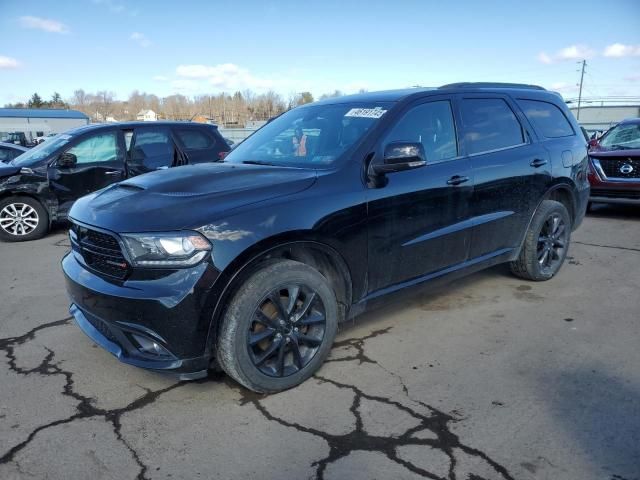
left=1, top=204, right=639, bottom=480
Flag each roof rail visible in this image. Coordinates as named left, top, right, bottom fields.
left=439, top=82, right=546, bottom=91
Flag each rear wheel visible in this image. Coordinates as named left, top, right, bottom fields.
left=0, top=196, right=49, bottom=242
left=510, top=200, right=571, bottom=281
left=217, top=260, right=338, bottom=393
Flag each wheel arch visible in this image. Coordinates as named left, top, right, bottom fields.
left=205, top=231, right=354, bottom=357
left=0, top=191, right=51, bottom=224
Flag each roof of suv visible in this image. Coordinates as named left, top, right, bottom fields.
left=65, top=121, right=219, bottom=136
left=313, top=82, right=554, bottom=106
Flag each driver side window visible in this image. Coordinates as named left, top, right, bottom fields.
left=66, top=133, right=118, bottom=164
left=385, top=101, right=458, bottom=163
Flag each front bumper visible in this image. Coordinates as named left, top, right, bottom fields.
left=62, top=251, right=221, bottom=379
left=588, top=159, right=640, bottom=205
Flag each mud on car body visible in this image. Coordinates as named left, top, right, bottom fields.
left=0, top=121, right=229, bottom=241
left=62, top=83, right=590, bottom=392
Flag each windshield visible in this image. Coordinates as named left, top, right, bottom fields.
left=11, top=134, right=71, bottom=166
left=224, top=102, right=393, bottom=168
left=599, top=123, right=640, bottom=150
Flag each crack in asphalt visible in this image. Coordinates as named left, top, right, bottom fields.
left=325, top=327, right=392, bottom=364
left=0, top=317, right=187, bottom=479
left=2, top=319, right=513, bottom=479
left=235, top=332, right=514, bottom=480
left=573, top=241, right=640, bottom=253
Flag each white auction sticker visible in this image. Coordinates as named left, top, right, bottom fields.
left=344, top=107, right=387, bottom=119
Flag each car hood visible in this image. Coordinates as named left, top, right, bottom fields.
left=589, top=147, right=640, bottom=158
left=70, top=162, right=317, bottom=232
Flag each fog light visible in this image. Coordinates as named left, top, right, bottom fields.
left=131, top=333, right=171, bottom=357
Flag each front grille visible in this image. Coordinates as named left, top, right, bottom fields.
left=595, top=156, right=640, bottom=179
left=84, top=311, right=119, bottom=343
left=71, top=223, right=130, bottom=279
left=592, top=189, right=640, bottom=199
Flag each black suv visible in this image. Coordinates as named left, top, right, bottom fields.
left=63, top=83, right=590, bottom=392
left=0, top=122, right=229, bottom=241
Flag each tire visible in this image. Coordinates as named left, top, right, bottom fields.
left=0, top=196, right=49, bottom=242
left=510, top=200, right=571, bottom=281
left=217, top=259, right=338, bottom=393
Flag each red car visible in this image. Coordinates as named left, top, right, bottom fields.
left=588, top=118, right=640, bottom=207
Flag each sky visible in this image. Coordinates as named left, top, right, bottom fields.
left=0, top=0, right=639, bottom=106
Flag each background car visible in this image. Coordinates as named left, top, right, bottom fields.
left=0, top=121, right=230, bottom=241
left=0, top=142, right=28, bottom=163
left=587, top=117, right=640, bottom=207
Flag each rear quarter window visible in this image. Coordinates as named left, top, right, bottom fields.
left=517, top=99, right=575, bottom=138
left=176, top=129, right=216, bottom=150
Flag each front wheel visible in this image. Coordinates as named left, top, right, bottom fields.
left=0, top=196, right=49, bottom=242
left=510, top=200, right=571, bottom=281
left=217, top=260, right=338, bottom=393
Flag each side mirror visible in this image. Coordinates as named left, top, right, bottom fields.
left=57, top=152, right=77, bottom=168
left=588, top=139, right=598, bottom=148
left=372, top=142, right=427, bottom=175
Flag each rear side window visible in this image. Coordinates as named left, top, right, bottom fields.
left=518, top=99, right=574, bottom=138
left=129, top=128, right=174, bottom=170
left=459, top=98, right=525, bottom=155
left=175, top=129, right=215, bottom=150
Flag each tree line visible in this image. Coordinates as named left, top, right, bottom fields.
left=4, top=88, right=352, bottom=127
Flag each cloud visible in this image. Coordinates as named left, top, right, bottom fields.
left=175, top=63, right=275, bottom=91
left=537, top=44, right=594, bottom=64
left=130, top=32, right=151, bottom=47
left=603, top=43, right=640, bottom=58
left=0, top=56, right=20, bottom=69
left=624, top=74, right=640, bottom=82
left=19, top=16, right=69, bottom=34
left=153, top=75, right=168, bottom=81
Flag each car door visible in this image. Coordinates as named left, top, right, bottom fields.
left=456, top=95, right=551, bottom=259
left=367, top=97, right=473, bottom=293
left=48, top=130, right=125, bottom=215
left=126, top=126, right=178, bottom=177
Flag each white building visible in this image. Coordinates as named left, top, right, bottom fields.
left=0, top=108, right=90, bottom=143
left=136, top=109, right=157, bottom=121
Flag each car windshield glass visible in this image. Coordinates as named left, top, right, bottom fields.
left=599, top=123, right=640, bottom=149
left=11, top=134, right=71, bottom=166
left=224, top=102, right=393, bottom=168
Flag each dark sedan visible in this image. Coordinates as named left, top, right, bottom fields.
left=588, top=118, right=640, bottom=206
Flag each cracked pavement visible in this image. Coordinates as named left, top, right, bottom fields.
left=1, top=204, right=639, bottom=480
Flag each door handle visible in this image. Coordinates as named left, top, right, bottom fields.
left=530, top=158, right=548, bottom=168
left=446, top=175, right=470, bottom=186
left=105, top=170, right=121, bottom=176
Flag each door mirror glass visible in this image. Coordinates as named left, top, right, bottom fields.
left=57, top=152, right=77, bottom=168
left=373, top=142, right=427, bottom=174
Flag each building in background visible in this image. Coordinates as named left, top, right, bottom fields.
left=136, top=109, right=157, bottom=121
left=0, top=108, right=90, bottom=145
left=569, top=104, right=640, bottom=135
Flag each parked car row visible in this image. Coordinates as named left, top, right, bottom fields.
left=0, top=122, right=230, bottom=240
left=60, top=83, right=590, bottom=392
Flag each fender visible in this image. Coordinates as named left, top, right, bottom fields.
left=510, top=180, right=578, bottom=261
left=202, top=235, right=355, bottom=359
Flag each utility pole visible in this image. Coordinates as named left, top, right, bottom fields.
left=577, top=59, right=586, bottom=120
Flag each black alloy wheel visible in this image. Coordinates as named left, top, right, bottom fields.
left=536, top=213, right=568, bottom=275
left=248, top=284, right=326, bottom=377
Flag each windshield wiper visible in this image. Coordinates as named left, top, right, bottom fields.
left=241, top=160, right=278, bottom=166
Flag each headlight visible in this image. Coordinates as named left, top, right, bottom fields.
left=121, top=231, right=211, bottom=268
